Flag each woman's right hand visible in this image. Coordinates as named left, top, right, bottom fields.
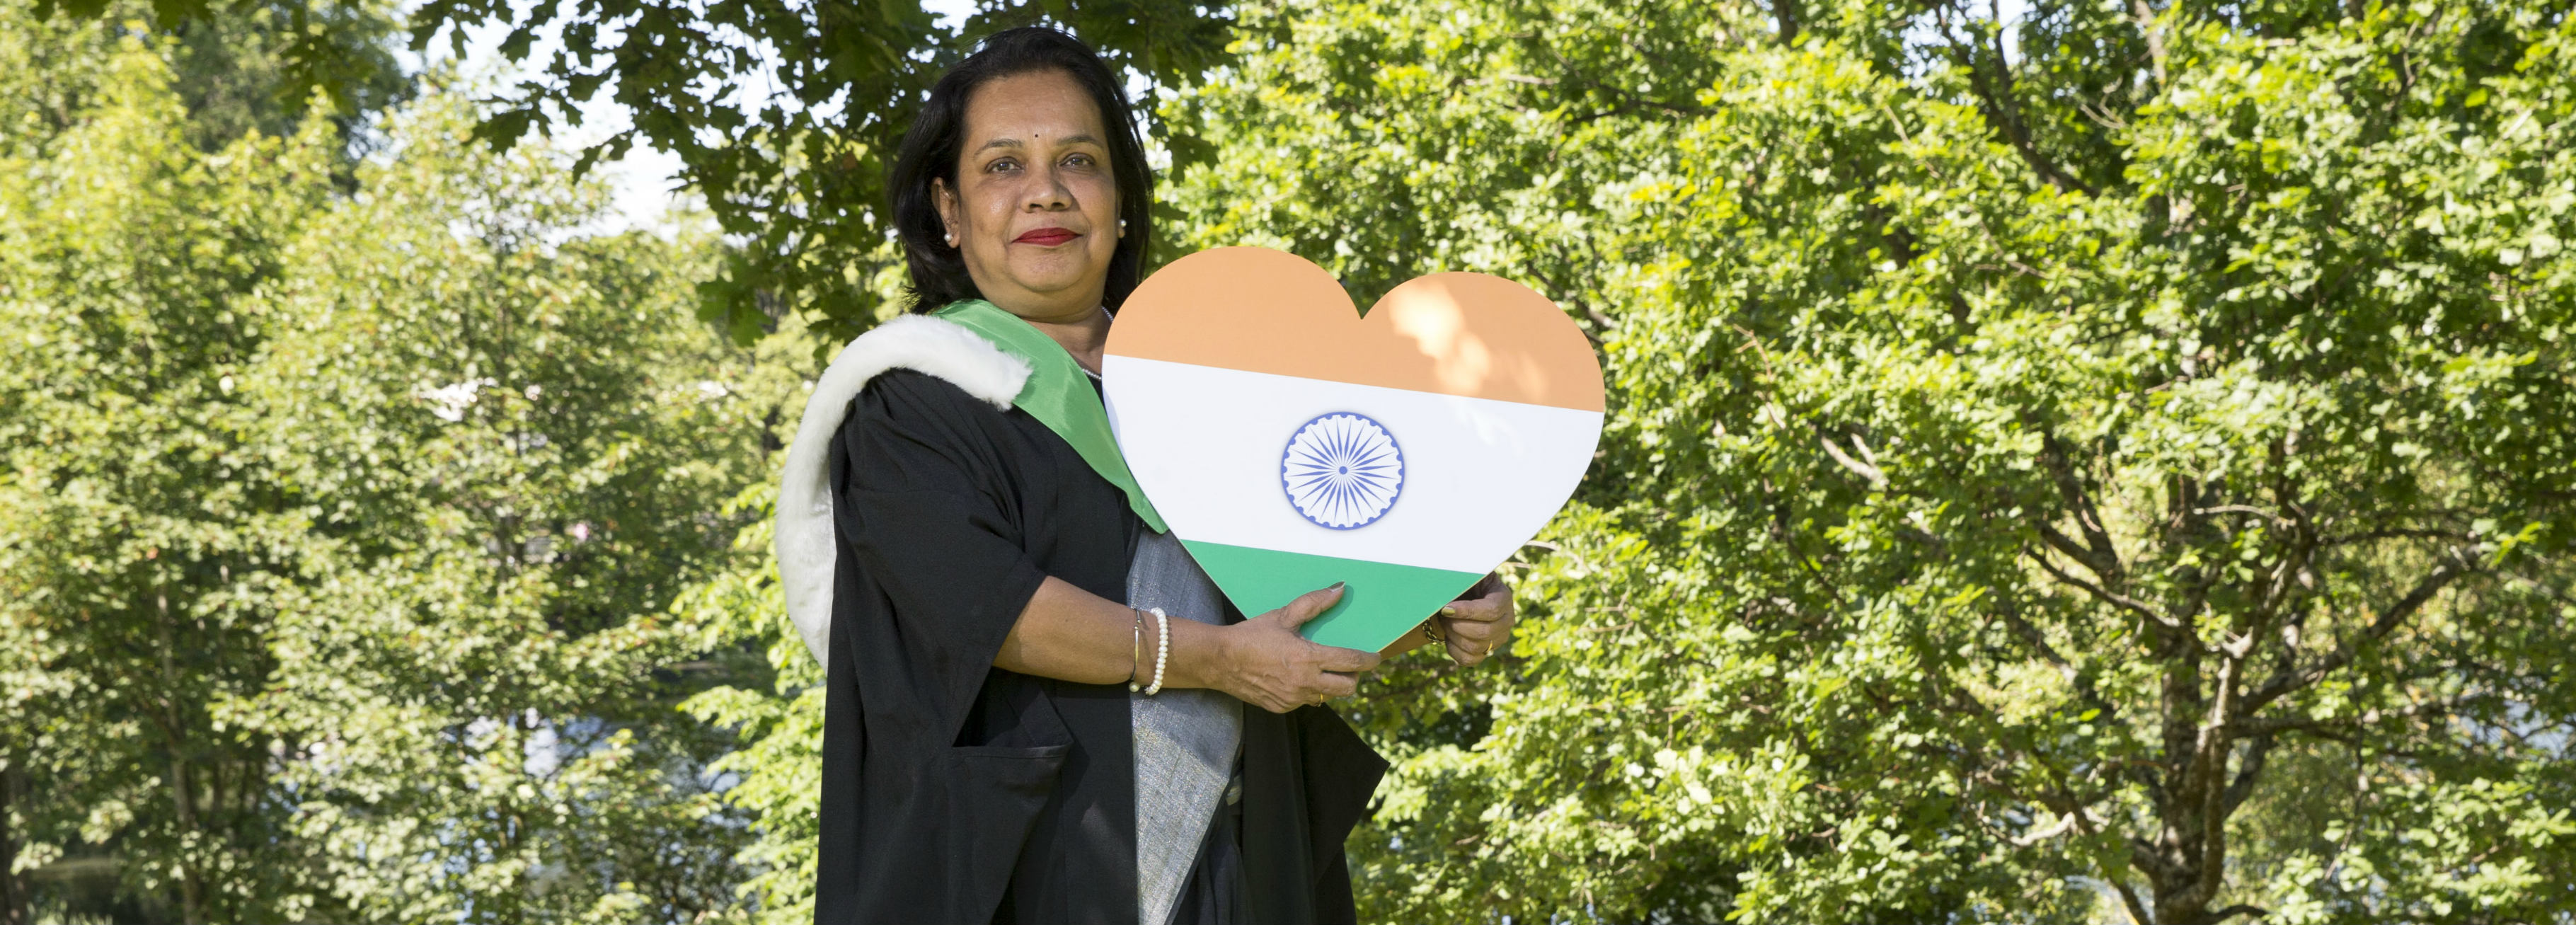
left=1215, top=583, right=1382, bottom=713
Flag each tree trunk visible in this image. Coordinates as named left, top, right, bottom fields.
left=1, top=763, right=23, bottom=925
left=154, top=590, right=208, bottom=925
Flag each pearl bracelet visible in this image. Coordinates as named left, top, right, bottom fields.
left=1144, top=607, right=1170, bottom=696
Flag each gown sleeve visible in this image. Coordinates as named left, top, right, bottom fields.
left=829, top=369, right=1053, bottom=737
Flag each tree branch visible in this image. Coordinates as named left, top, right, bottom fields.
left=2242, top=554, right=2469, bottom=715
left=1925, top=672, right=2154, bottom=924
left=2171, top=645, right=2250, bottom=912
left=2036, top=522, right=2113, bottom=579
left=1996, top=597, right=2121, bottom=724
left=2233, top=691, right=2499, bottom=741
left=2322, top=527, right=2471, bottom=547
left=2027, top=545, right=2183, bottom=631
left=2130, top=0, right=2169, bottom=87
left=2192, top=505, right=2289, bottom=527
left=1819, top=432, right=1887, bottom=488
left=2006, top=810, right=2078, bottom=846
left=1935, top=11, right=2098, bottom=196
left=2220, top=732, right=2272, bottom=816
left=2039, top=433, right=2123, bottom=575
left=2111, top=861, right=2159, bottom=925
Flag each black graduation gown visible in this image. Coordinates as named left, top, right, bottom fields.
left=815, top=369, right=1388, bottom=925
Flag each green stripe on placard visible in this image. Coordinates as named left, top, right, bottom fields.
left=1178, top=539, right=1488, bottom=652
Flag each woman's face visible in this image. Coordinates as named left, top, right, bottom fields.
left=935, top=69, right=1122, bottom=323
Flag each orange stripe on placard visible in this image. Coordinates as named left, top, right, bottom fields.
left=1107, top=247, right=1606, bottom=413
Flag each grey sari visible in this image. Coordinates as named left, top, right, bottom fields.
left=1127, top=528, right=1246, bottom=925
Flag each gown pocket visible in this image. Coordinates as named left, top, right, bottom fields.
left=939, top=684, right=1075, bottom=919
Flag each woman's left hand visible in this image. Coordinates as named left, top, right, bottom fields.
left=1431, top=573, right=1515, bottom=667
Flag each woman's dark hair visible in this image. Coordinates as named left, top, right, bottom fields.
left=890, top=27, right=1154, bottom=312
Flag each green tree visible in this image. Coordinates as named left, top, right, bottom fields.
left=398, top=0, right=1234, bottom=347
left=0, top=0, right=409, bottom=157
left=664, top=239, right=897, bottom=925
left=30, top=0, right=1242, bottom=347
left=0, top=29, right=774, bottom=922
left=673, top=487, right=820, bottom=925
left=1158, top=0, right=2576, bottom=921
left=212, top=91, right=770, bottom=924
left=0, top=27, right=342, bottom=921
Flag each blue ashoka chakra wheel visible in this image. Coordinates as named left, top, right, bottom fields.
left=1281, top=412, right=1405, bottom=529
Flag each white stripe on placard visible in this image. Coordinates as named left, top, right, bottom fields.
left=1103, top=355, right=1602, bottom=576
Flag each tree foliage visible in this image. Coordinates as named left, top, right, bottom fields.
left=33, top=0, right=1242, bottom=347
left=673, top=498, right=821, bottom=925
left=2, top=0, right=409, bottom=156
left=1162, top=0, right=2576, bottom=921
left=0, top=23, right=778, bottom=921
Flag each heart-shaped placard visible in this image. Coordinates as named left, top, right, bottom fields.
left=1104, top=247, right=1604, bottom=652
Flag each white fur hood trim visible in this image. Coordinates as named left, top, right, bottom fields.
left=776, top=314, right=1033, bottom=665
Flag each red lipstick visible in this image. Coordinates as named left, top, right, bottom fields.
left=1013, top=227, right=1080, bottom=246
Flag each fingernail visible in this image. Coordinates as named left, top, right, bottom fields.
left=1440, top=606, right=1456, bottom=616
left=1330, top=582, right=1345, bottom=590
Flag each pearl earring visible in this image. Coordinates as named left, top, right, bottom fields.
left=943, top=232, right=956, bottom=246
left=1118, top=218, right=1127, bottom=238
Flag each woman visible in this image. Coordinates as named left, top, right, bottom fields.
left=773, top=27, right=1516, bottom=925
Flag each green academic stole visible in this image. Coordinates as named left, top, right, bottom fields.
left=934, top=299, right=1168, bottom=534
